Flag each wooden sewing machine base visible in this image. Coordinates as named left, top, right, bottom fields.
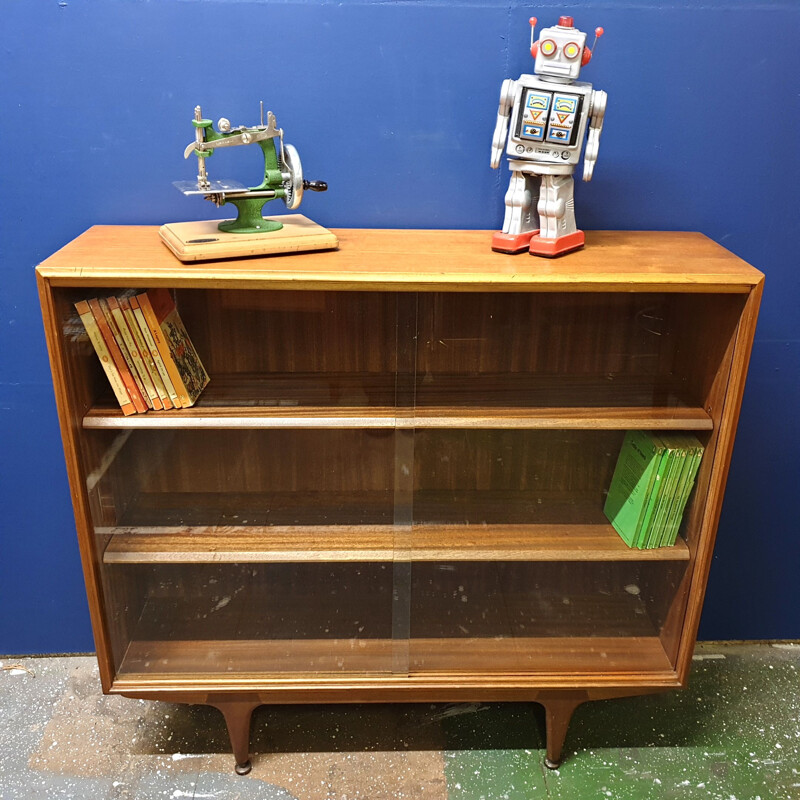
left=159, top=214, right=338, bottom=262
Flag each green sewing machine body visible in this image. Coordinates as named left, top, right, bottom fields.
left=175, top=104, right=327, bottom=234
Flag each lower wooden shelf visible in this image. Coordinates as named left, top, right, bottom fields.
left=108, top=564, right=681, bottom=689
left=116, top=635, right=675, bottom=683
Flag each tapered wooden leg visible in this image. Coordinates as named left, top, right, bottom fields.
left=212, top=700, right=261, bottom=775
left=539, top=693, right=586, bottom=769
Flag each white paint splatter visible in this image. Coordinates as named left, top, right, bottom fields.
left=212, top=596, right=231, bottom=611
left=171, top=792, right=219, bottom=799
left=171, top=753, right=204, bottom=761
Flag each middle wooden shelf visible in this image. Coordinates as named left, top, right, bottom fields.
left=82, top=373, right=713, bottom=430
left=101, top=522, right=690, bottom=564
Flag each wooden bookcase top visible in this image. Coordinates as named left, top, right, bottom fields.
left=36, top=226, right=764, bottom=292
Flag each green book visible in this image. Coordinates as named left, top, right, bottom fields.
left=662, top=437, right=704, bottom=547
left=648, top=434, right=686, bottom=547
left=639, top=440, right=679, bottom=549
left=659, top=434, right=695, bottom=548
left=648, top=436, right=686, bottom=549
left=604, top=431, right=668, bottom=548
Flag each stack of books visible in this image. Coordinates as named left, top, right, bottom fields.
left=604, top=431, right=704, bottom=549
left=75, top=289, right=209, bottom=415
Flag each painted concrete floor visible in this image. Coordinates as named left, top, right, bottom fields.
left=0, top=642, right=798, bottom=800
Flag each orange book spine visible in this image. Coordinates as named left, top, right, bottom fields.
left=136, top=291, right=191, bottom=408
left=107, top=296, right=158, bottom=410
left=110, top=296, right=162, bottom=410
left=120, top=297, right=170, bottom=410
left=88, top=298, right=148, bottom=414
left=130, top=296, right=178, bottom=409
left=98, top=297, right=151, bottom=411
left=74, top=300, right=135, bottom=415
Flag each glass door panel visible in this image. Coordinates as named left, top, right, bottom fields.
left=112, top=563, right=394, bottom=678
left=413, top=291, right=745, bottom=410
left=405, top=291, right=721, bottom=676
left=66, top=287, right=405, bottom=679
left=85, top=427, right=399, bottom=678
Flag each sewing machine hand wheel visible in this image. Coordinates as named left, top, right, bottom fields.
left=282, top=144, right=329, bottom=211
left=281, top=144, right=304, bottom=210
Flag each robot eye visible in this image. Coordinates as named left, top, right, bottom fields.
left=563, top=41, right=581, bottom=60
left=539, top=39, right=557, bottom=57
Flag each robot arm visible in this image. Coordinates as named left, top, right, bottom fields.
left=490, top=79, right=517, bottom=169
left=582, top=89, right=607, bottom=182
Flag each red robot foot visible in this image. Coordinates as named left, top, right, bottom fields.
left=492, top=230, right=540, bottom=254
left=529, top=230, right=585, bottom=258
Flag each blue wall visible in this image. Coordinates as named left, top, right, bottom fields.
left=1, top=0, right=798, bottom=653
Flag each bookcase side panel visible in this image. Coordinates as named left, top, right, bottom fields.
left=36, top=275, right=120, bottom=689
left=628, top=290, right=748, bottom=666
left=673, top=281, right=763, bottom=682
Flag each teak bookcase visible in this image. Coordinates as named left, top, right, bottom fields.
left=37, top=227, right=763, bottom=773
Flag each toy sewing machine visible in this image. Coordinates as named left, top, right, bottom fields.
left=159, top=103, right=338, bottom=262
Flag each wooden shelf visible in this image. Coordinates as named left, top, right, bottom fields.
left=102, top=523, right=690, bottom=564
left=114, top=581, right=673, bottom=679
left=116, top=635, right=674, bottom=682
left=83, top=373, right=712, bottom=430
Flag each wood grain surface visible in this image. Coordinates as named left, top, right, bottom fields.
left=37, top=227, right=763, bottom=292
left=102, top=523, right=691, bottom=564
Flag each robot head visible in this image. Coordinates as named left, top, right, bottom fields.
left=529, top=16, right=602, bottom=82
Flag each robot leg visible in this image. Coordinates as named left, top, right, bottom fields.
left=492, top=170, right=540, bottom=254
left=529, top=174, right=585, bottom=257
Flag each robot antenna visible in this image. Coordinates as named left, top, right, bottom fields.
left=592, top=27, right=605, bottom=57
left=529, top=17, right=537, bottom=49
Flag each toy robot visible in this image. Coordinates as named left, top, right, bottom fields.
left=490, top=16, right=606, bottom=257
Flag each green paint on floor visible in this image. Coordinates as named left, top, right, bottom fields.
left=441, top=642, right=800, bottom=800
left=442, top=704, right=546, bottom=799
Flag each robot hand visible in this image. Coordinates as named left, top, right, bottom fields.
left=583, top=128, right=600, bottom=181
left=490, top=79, right=516, bottom=169
left=582, top=89, right=607, bottom=182
left=490, top=127, right=506, bottom=169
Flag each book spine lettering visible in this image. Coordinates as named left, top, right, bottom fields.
left=119, top=298, right=164, bottom=410
left=74, top=301, right=135, bottom=415
left=130, top=296, right=178, bottom=409
left=88, top=298, right=147, bottom=413
left=136, top=291, right=190, bottom=408
left=108, top=297, right=157, bottom=410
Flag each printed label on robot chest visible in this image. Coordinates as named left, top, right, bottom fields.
left=516, top=88, right=583, bottom=148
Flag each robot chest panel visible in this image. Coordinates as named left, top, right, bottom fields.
left=507, top=82, right=590, bottom=164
